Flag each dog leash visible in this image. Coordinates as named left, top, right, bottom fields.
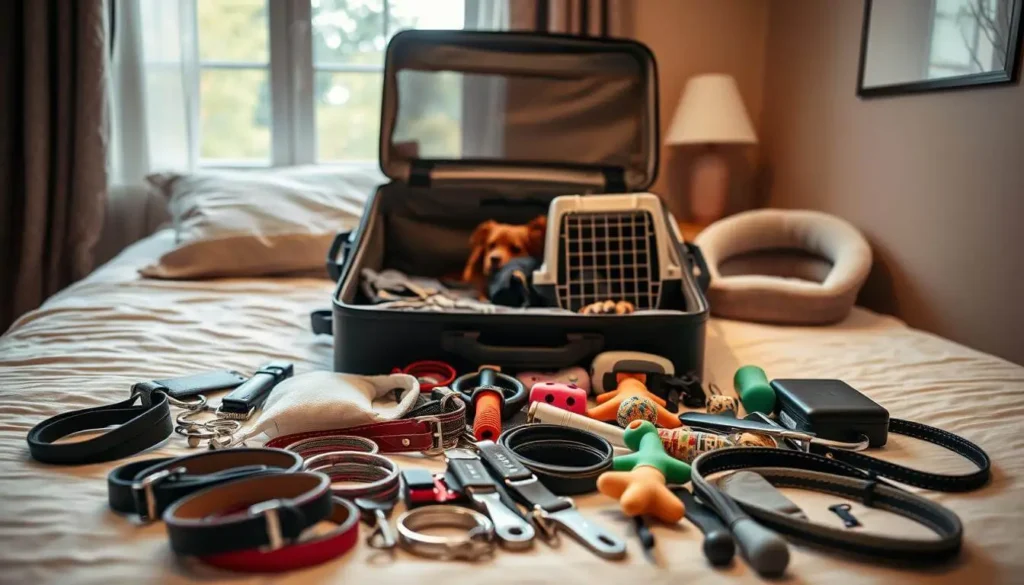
left=690, top=447, right=971, bottom=577
left=27, top=381, right=174, bottom=465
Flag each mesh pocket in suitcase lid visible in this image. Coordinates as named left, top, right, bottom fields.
left=556, top=210, right=662, bottom=312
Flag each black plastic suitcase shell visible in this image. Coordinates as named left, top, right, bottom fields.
left=321, top=30, right=711, bottom=380
left=324, top=184, right=711, bottom=378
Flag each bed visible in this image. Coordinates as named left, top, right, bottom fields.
left=1, top=227, right=1022, bottom=585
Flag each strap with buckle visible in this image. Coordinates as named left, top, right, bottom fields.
left=200, top=496, right=360, bottom=573
left=474, top=439, right=627, bottom=560
left=106, top=448, right=304, bottom=521
left=264, top=391, right=466, bottom=455
left=26, top=381, right=173, bottom=465
left=163, top=471, right=334, bottom=557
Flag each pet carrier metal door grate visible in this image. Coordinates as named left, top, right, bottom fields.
left=556, top=210, right=663, bottom=312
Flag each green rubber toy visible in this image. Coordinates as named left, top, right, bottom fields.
left=612, top=421, right=692, bottom=484
left=734, top=365, right=776, bottom=414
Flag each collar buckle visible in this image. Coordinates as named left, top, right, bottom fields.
left=132, top=466, right=187, bottom=522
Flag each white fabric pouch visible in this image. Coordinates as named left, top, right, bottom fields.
left=241, top=371, right=420, bottom=440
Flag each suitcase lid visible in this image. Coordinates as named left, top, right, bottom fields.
left=379, top=30, right=659, bottom=192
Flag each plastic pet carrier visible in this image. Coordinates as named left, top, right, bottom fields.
left=318, top=29, right=711, bottom=379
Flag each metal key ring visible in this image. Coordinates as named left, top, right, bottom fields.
left=203, top=418, right=242, bottom=433
left=396, top=506, right=496, bottom=561
left=176, top=407, right=214, bottom=427
left=166, top=394, right=208, bottom=411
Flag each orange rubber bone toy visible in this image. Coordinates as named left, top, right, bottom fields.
left=587, top=374, right=682, bottom=429
left=597, top=420, right=691, bottom=523
left=598, top=424, right=692, bottom=524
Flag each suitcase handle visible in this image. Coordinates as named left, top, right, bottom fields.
left=686, top=242, right=711, bottom=293
left=326, top=230, right=354, bottom=282
left=310, top=309, right=333, bottom=335
left=441, top=331, right=603, bottom=370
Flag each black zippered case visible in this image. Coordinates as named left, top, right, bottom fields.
left=318, top=30, right=711, bottom=378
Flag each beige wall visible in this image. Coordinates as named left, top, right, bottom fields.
left=625, top=0, right=770, bottom=219
left=762, top=0, right=1024, bottom=364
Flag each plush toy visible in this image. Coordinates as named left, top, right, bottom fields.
left=587, top=375, right=681, bottom=429
left=596, top=421, right=691, bottom=523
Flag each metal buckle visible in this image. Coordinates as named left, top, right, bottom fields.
left=131, top=466, right=187, bottom=521
left=214, top=405, right=256, bottom=421
left=248, top=499, right=286, bottom=551
left=528, top=507, right=560, bottom=544
left=420, top=416, right=445, bottom=456
left=506, top=476, right=540, bottom=489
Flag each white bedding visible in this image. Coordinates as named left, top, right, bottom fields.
left=1, top=230, right=1022, bottom=585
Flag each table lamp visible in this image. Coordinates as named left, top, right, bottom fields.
left=666, top=74, right=757, bottom=225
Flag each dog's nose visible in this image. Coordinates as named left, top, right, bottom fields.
left=487, top=256, right=503, bottom=270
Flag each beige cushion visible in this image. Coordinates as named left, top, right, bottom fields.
left=140, top=165, right=384, bottom=279
left=695, top=209, right=873, bottom=325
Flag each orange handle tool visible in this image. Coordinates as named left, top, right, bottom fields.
left=472, top=390, right=503, bottom=441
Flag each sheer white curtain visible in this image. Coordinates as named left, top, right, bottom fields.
left=462, top=0, right=509, bottom=158
left=108, top=0, right=199, bottom=186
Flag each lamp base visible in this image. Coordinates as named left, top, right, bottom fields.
left=689, top=149, right=729, bottom=225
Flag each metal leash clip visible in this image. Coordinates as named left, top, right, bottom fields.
left=473, top=441, right=628, bottom=560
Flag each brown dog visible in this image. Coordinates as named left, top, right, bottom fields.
left=462, top=216, right=547, bottom=297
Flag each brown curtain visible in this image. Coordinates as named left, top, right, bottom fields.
left=509, top=0, right=627, bottom=37
left=0, top=0, right=109, bottom=333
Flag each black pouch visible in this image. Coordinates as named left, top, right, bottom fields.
left=771, top=379, right=890, bottom=448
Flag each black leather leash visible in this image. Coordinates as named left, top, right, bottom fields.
left=107, top=448, right=304, bottom=521
left=26, top=370, right=252, bottom=465
left=497, top=424, right=613, bottom=495
left=808, top=418, right=991, bottom=492
left=26, top=381, right=174, bottom=465
left=691, top=447, right=968, bottom=576
left=681, top=413, right=992, bottom=493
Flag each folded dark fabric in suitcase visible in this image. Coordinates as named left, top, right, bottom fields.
left=317, top=30, right=711, bottom=380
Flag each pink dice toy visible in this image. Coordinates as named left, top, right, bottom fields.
left=529, top=381, right=587, bottom=415
left=516, top=366, right=591, bottom=394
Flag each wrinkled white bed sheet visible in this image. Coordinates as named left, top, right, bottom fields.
left=1, top=230, right=1022, bottom=585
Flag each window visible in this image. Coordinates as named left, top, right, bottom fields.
left=194, top=0, right=500, bottom=167
left=927, top=0, right=1004, bottom=79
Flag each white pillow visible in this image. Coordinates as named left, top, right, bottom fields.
left=140, top=165, right=385, bottom=279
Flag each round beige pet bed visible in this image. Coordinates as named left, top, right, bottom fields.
left=694, top=209, right=872, bottom=325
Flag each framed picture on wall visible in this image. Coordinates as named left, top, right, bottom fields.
left=857, top=0, right=1023, bottom=97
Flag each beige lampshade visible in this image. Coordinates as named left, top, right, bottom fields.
left=666, top=74, right=757, bottom=145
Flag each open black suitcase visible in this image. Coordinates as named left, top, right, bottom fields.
left=318, top=30, right=711, bottom=379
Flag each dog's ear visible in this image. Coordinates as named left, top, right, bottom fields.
left=463, top=221, right=495, bottom=283
left=469, top=220, right=496, bottom=248
left=526, top=215, right=547, bottom=258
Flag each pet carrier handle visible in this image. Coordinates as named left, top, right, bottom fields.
left=326, top=230, right=355, bottom=282
left=685, top=242, right=711, bottom=293
left=441, top=332, right=603, bottom=370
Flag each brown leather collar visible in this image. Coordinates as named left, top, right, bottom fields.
left=265, top=392, right=465, bottom=454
